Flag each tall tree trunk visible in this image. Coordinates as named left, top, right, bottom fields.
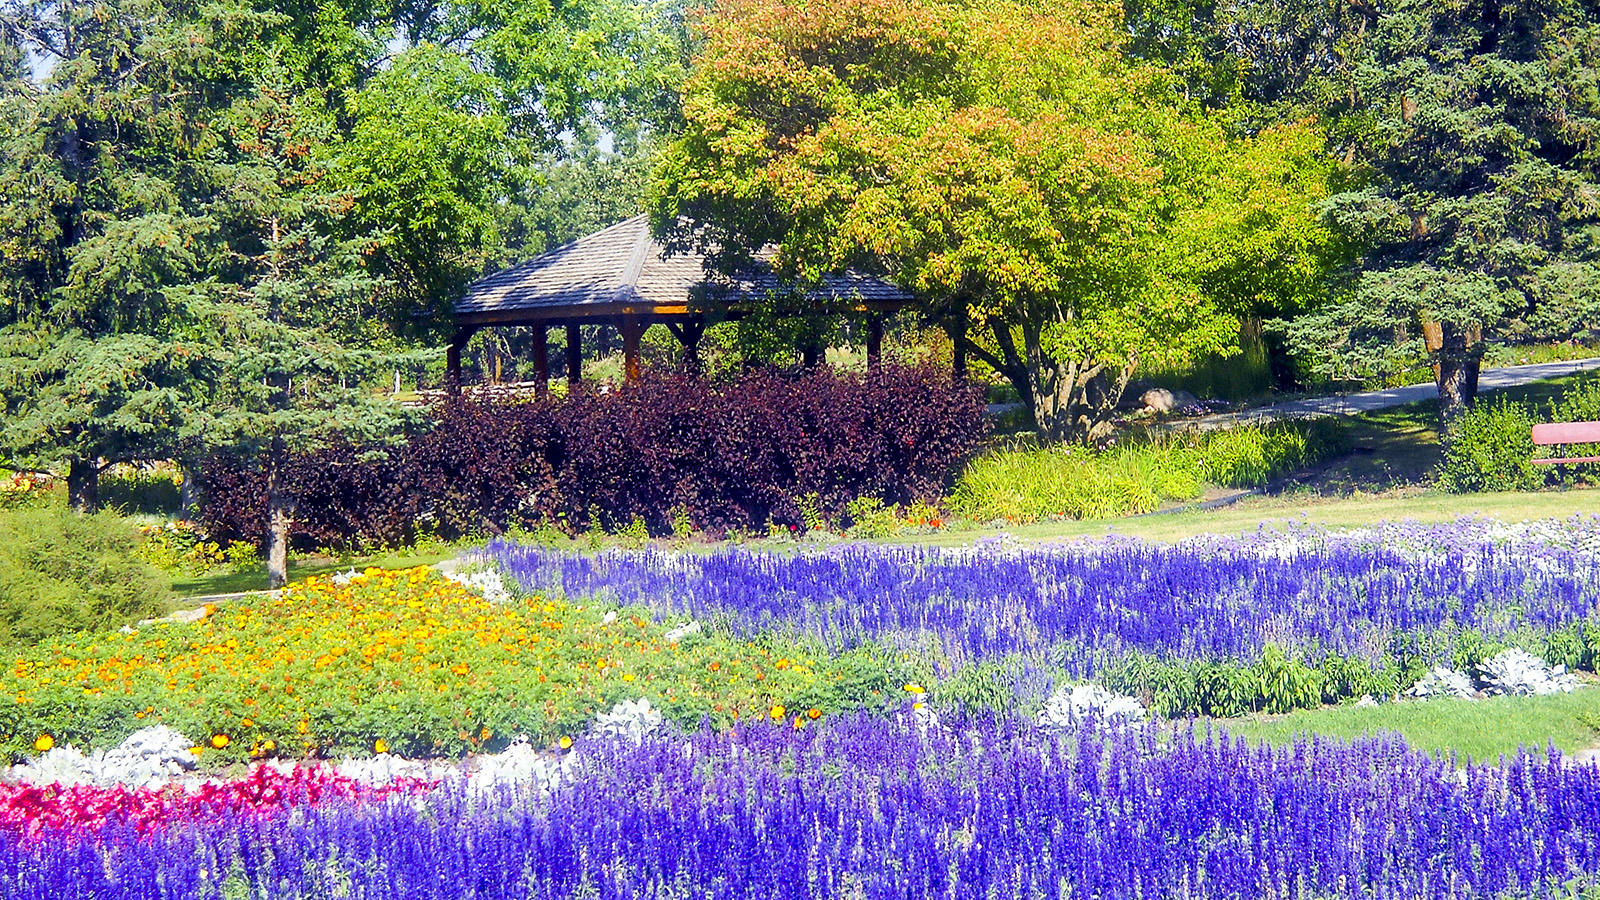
left=1434, top=321, right=1482, bottom=423
left=264, top=449, right=291, bottom=589
left=179, top=462, right=199, bottom=518
left=66, top=456, right=98, bottom=513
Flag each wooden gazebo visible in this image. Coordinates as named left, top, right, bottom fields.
left=448, top=215, right=911, bottom=388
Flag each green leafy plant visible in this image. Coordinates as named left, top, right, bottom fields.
left=844, top=497, right=901, bottom=539
left=1436, top=397, right=1541, bottom=493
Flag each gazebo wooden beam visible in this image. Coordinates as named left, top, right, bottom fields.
left=446, top=326, right=479, bottom=395
left=665, top=317, right=706, bottom=374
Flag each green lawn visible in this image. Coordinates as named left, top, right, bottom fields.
left=896, top=484, right=1599, bottom=546
left=1208, top=688, right=1600, bottom=764
left=168, top=547, right=459, bottom=599
left=905, top=368, right=1600, bottom=546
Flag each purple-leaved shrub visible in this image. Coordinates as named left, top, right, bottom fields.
left=199, top=365, right=986, bottom=546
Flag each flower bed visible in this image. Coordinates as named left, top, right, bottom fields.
left=0, top=567, right=902, bottom=763
left=492, top=519, right=1600, bottom=715
left=0, top=763, right=432, bottom=843
left=5, top=716, right=1599, bottom=899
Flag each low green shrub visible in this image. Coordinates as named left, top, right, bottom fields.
left=0, top=506, right=170, bottom=646
left=1436, top=381, right=1600, bottom=493
left=1436, top=397, right=1540, bottom=493
left=1096, top=647, right=1404, bottom=718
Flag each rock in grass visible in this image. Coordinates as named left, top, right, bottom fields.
left=1140, top=388, right=1198, bottom=414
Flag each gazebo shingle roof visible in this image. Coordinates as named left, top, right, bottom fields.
left=454, top=215, right=909, bottom=326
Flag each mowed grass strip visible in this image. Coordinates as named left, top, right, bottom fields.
left=1211, top=687, right=1600, bottom=764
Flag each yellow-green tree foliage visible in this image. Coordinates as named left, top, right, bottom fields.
left=656, top=0, right=1340, bottom=440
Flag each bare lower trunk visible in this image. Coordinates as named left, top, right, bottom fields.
left=264, top=448, right=292, bottom=589
left=1434, top=321, right=1482, bottom=423
left=179, top=463, right=199, bottom=518
left=1020, top=320, right=1132, bottom=443
left=67, top=456, right=99, bottom=513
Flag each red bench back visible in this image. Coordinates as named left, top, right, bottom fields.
left=1532, top=421, right=1600, bottom=445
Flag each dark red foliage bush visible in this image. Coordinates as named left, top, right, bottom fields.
left=199, top=364, right=986, bottom=547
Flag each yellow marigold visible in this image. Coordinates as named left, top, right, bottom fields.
left=241, top=718, right=255, bottom=728
left=33, top=734, right=53, bottom=753
left=558, top=736, right=573, bottom=750
left=374, top=738, right=389, bottom=754
left=769, top=705, right=785, bottom=720
left=211, top=734, right=229, bottom=749
left=262, top=739, right=276, bottom=751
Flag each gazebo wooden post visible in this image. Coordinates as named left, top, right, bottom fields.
left=666, top=317, right=706, bottom=375
left=621, top=315, right=645, bottom=384
left=446, top=326, right=477, bottom=395
left=866, top=316, right=883, bottom=369
left=566, top=324, right=582, bottom=386
left=801, top=341, right=821, bottom=369
left=531, top=324, right=549, bottom=396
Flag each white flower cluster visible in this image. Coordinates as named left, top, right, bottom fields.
left=593, top=697, right=665, bottom=743
left=1406, top=667, right=1478, bottom=701
left=663, top=620, right=702, bottom=643
left=1480, top=648, right=1580, bottom=696
left=441, top=568, right=514, bottom=604
left=1038, top=685, right=1147, bottom=732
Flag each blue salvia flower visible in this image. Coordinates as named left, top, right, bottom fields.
left=487, top=518, right=1600, bottom=680
left=8, top=715, right=1599, bottom=899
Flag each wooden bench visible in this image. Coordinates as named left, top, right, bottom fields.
left=1531, top=421, right=1600, bottom=464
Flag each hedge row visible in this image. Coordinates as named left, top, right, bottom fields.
left=200, top=366, right=988, bottom=547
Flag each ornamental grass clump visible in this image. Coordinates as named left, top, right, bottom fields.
left=949, top=420, right=1347, bottom=524
left=0, top=505, right=169, bottom=646
left=0, top=567, right=902, bottom=763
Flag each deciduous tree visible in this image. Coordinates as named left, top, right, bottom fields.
left=654, top=0, right=1337, bottom=441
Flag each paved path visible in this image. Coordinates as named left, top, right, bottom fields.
left=1164, top=356, right=1600, bottom=432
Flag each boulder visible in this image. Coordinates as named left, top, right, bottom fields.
left=1140, top=388, right=1199, bottom=414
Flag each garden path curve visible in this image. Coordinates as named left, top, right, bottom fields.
left=1166, top=356, right=1600, bottom=432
